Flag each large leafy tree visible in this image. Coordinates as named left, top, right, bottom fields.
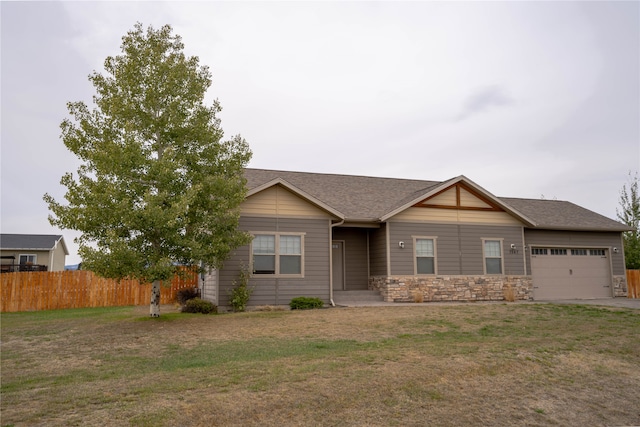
left=617, top=171, right=640, bottom=270
left=44, top=23, right=252, bottom=316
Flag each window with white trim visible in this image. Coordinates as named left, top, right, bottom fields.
left=415, top=238, right=436, bottom=275
left=483, top=240, right=502, bottom=274
left=19, top=254, right=37, bottom=264
left=251, top=233, right=303, bottom=276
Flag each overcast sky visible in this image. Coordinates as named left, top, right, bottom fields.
left=2, top=1, right=639, bottom=265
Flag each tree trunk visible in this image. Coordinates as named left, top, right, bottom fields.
left=150, top=280, right=161, bottom=317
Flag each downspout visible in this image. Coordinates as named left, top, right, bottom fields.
left=50, top=238, right=58, bottom=272
left=521, top=227, right=528, bottom=276
left=329, top=219, right=345, bottom=306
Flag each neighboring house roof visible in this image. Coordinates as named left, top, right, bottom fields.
left=0, top=234, right=69, bottom=255
left=244, top=168, right=630, bottom=232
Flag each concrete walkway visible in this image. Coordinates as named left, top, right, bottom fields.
left=335, top=298, right=640, bottom=309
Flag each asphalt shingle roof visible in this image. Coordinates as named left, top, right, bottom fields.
left=498, top=197, right=630, bottom=231
left=244, top=168, right=630, bottom=232
left=0, top=234, right=67, bottom=251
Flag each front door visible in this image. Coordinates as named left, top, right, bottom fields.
left=332, top=241, right=345, bottom=291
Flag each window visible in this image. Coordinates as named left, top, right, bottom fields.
left=252, top=235, right=275, bottom=274
left=532, top=248, right=547, bottom=255
left=415, top=238, right=436, bottom=274
left=19, top=254, right=36, bottom=264
left=279, top=235, right=302, bottom=274
left=483, top=240, right=502, bottom=274
left=590, top=249, right=606, bottom=256
left=571, top=249, right=588, bottom=256
left=251, top=233, right=303, bottom=276
left=550, top=249, right=567, bottom=255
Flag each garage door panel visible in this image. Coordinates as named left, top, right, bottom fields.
left=531, top=249, right=612, bottom=300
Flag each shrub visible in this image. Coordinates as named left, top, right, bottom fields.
left=412, top=290, right=424, bottom=303
left=503, top=284, right=516, bottom=302
left=176, top=287, right=199, bottom=305
left=289, top=297, right=324, bottom=310
left=181, top=298, right=217, bottom=314
left=229, top=267, right=253, bottom=312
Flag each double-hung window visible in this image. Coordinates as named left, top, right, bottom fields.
left=252, top=233, right=303, bottom=276
left=414, top=237, right=436, bottom=275
left=483, top=240, right=503, bottom=274
left=19, top=254, right=37, bottom=265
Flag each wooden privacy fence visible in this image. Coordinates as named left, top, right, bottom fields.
left=1, top=268, right=198, bottom=312
left=627, top=270, right=639, bottom=299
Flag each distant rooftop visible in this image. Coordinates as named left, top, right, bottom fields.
left=0, top=234, right=69, bottom=254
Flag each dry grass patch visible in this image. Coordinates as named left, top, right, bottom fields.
left=2, top=303, right=639, bottom=426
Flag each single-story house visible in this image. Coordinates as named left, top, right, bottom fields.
left=201, top=169, right=631, bottom=306
left=0, top=234, right=69, bottom=272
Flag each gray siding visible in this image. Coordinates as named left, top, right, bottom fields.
left=388, top=222, right=525, bottom=276
left=219, top=216, right=331, bottom=306
left=524, top=229, right=626, bottom=276
left=201, top=268, right=218, bottom=304
left=333, top=227, right=369, bottom=290
left=369, top=224, right=387, bottom=276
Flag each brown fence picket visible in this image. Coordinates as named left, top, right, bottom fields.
left=0, top=268, right=198, bottom=312
left=627, top=270, right=639, bottom=299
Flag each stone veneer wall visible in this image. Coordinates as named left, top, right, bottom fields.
left=369, top=275, right=533, bottom=303
left=613, top=275, right=628, bottom=297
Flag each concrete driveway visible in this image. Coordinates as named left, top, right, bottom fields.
left=337, top=298, right=640, bottom=309
left=535, top=298, right=640, bottom=309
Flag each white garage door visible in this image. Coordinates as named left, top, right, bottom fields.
left=531, top=248, right=612, bottom=300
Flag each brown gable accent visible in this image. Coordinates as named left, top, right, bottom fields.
left=413, top=182, right=502, bottom=211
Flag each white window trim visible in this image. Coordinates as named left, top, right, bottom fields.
left=19, top=254, right=37, bottom=264
left=249, top=232, right=305, bottom=278
left=412, top=236, right=438, bottom=275
left=481, top=238, right=503, bottom=275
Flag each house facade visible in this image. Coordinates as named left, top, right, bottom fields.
left=202, top=169, right=630, bottom=307
left=0, top=234, right=69, bottom=272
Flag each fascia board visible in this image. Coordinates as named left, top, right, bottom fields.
left=0, top=247, right=53, bottom=251
left=246, top=178, right=345, bottom=219
left=525, top=225, right=634, bottom=232
left=56, top=236, right=70, bottom=256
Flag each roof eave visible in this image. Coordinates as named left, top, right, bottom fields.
left=527, top=225, right=633, bottom=233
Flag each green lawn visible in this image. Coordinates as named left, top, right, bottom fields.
left=1, top=303, right=639, bottom=426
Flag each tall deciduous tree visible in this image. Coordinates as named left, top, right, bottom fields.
left=44, top=23, right=252, bottom=316
left=617, top=171, right=640, bottom=269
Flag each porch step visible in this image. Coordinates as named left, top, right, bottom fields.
left=333, top=290, right=384, bottom=305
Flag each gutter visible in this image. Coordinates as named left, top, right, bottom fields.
left=329, top=219, right=345, bottom=307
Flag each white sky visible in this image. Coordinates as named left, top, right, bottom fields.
left=1, top=1, right=639, bottom=265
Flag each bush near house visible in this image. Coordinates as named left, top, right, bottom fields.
left=176, top=287, right=199, bottom=305
left=181, top=298, right=217, bottom=314
left=289, top=297, right=324, bottom=310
